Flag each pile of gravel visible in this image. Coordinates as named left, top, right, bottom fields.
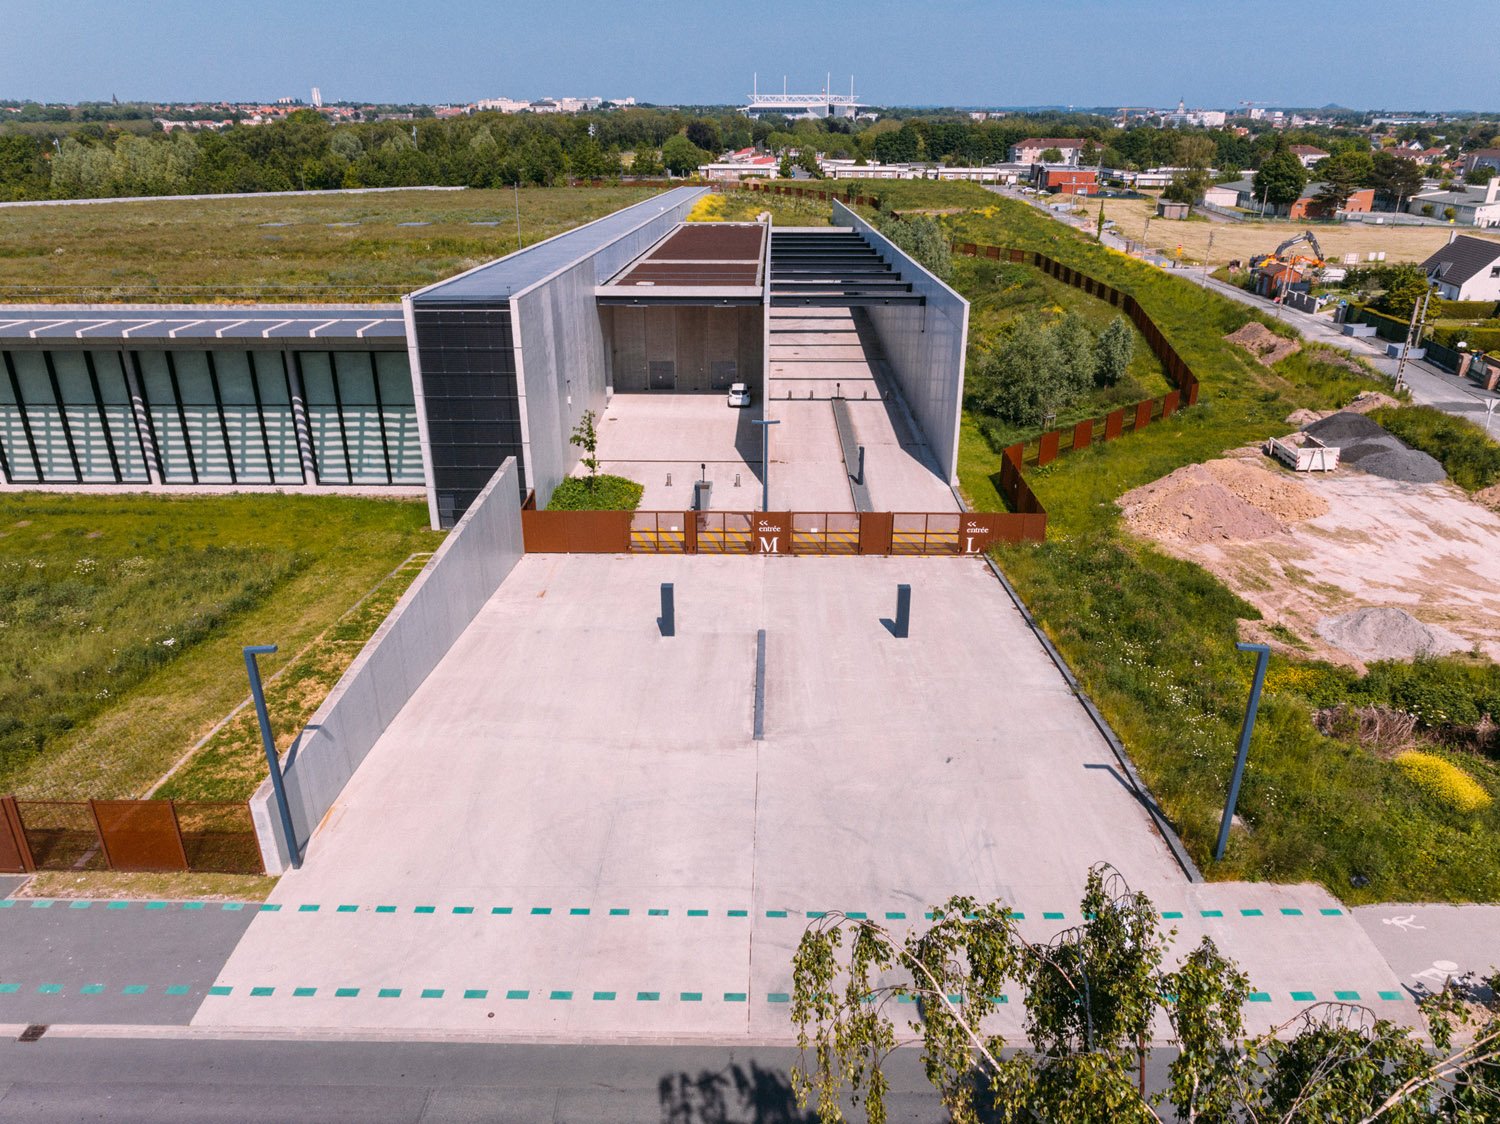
left=1302, top=412, right=1446, bottom=483
left=1315, top=606, right=1466, bottom=663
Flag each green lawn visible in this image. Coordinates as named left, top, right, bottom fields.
left=0, top=185, right=667, bottom=303
left=0, top=493, right=442, bottom=800
left=934, top=189, right=1500, bottom=902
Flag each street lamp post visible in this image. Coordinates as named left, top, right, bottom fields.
left=751, top=418, right=781, bottom=511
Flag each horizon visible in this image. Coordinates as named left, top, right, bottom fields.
left=1, top=0, right=1488, bottom=114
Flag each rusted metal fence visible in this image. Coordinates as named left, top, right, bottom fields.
left=521, top=508, right=1042, bottom=554
left=0, top=795, right=262, bottom=875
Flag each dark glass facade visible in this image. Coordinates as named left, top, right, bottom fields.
left=0, top=346, right=421, bottom=487
left=409, top=305, right=524, bottom=527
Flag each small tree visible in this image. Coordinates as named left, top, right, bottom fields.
left=569, top=409, right=599, bottom=491
left=629, top=146, right=661, bottom=176
left=1163, top=169, right=1210, bottom=206
left=1253, top=146, right=1308, bottom=212
left=1096, top=203, right=1107, bottom=241
left=1040, top=146, right=1064, bottom=163
left=661, top=134, right=705, bottom=178
left=1095, top=316, right=1135, bottom=386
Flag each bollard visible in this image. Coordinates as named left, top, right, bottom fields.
left=857, top=445, right=866, bottom=486
left=892, top=584, right=910, bottom=639
left=659, top=582, right=675, bottom=638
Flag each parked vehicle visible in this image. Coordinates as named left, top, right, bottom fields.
left=727, top=382, right=751, bottom=407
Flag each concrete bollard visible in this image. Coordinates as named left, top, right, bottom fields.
left=659, top=583, right=675, bottom=638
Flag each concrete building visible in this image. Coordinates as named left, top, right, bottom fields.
left=2, top=188, right=970, bottom=532
left=1289, top=145, right=1329, bottom=169
left=1008, top=138, right=1088, bottom=165
left=1031, top=166, right=1099, bottom=195
left=741, top=77, right=864, bottom=120
left=1423, top=233, right=1500, bottom=301
left=1407, top=180, right=1500, bottom=229
left=1462, top=149, right=1500, bottom=176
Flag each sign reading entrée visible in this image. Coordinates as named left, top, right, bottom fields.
left=754, top=513, right=792, bottom=554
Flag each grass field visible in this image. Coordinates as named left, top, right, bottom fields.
left=0, top=185, right=666, bottom=303
left=1078, top=195, right=1488, bottom=266
left=0, top=493, right=441, bottom=801
left=895, top=184, right=1500, bottom=902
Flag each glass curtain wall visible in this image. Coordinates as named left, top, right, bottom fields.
left=0, top=346, right=421, bottom=487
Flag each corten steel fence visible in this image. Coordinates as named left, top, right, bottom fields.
left=520, top=506, right=1042, bottom=553
left=0, top=795, right=262, bottom=875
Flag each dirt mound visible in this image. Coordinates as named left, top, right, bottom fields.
left=1316, top=606, right=1467, bottom=662
left=1120, top=458, right=1327, bottom=544
left=1474, top=482, right=1500, bottom=511
left=1225, top=322, right=1301, bottom=366
left=1306, top=347, right=1371, bottom=376
left=1344, top=390, right=1402, bottom=414
left=1303, top=412, right=1446, bottom=483
left=1286, top=408, right=1326, bottom=426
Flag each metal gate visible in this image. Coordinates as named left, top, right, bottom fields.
left=891, top=513, right=961, bottom=555
left=0, top=797, right=30, bottom=873
left=630, top=511, right=689, bottom=553
left=695, top=512, right=753, bottom=553
left=791, top=513, right=860, bottom=554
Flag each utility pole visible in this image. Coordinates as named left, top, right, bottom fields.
left=1393, top=286, right=1431, bottom=394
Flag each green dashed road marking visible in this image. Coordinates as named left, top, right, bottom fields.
left=724, top=992, right=747, bottom=1002
left=107, top=902, right=129, bottom=910
left=298, top=905, right=319, bottom=913
left=637, top=992, right=660, bottom=1002
left=767, top=993, right=790, bottom=1004
left=1200, top=910, right=1224, bottom=918
left=1335, top=990, right=1361, bottom=1000
left=36, top=984, right=61, bottom=994
left=68, top=901, right=91, bottom=910
left=1161, top=911, right=1183, bottom=919
left=1379, top=990, right=1404, bottom=1001
left=182, top=902, right=204, bottom=912
left=250, top=987, right=274, bottom=997
left=570, top=908, right=590, bottom=916
left=414, top=906, right=436, bottom=914
left=687, top=909, right=708, bottom=917
left=337, top=905, right=358, bottom=913
left=846, top=912, right=867, bottom=920
left=30, top=901, right=53, bottom=909
left=293, top=987, right=317, bottom=997
left=376, top=906, right=396, bottom=914
left=378, top=988, right=402, bottom=998
left=648, top=909, right=668, bottom=917
left=121, top=985, right=147, bottom=996
left=336, top=988, right=360, bottom=998
left=1042, top=912, right=1064, bottom=920
left=766, top=910, right=787, bottom=918
left=1280, top=908, right=1303, bottom=916
left=491, top=907, right=512, bottom=915
left=165, top=985, right=191, bottom=996
left=530, top=907, right=551, bottom=916
left=0, top=984, right=19, bottom=994
left=1320, top=908, right=1343, bottom=916
left=593, top=991, right=616, bottom=1001
left=806, top=911, right=826, bottom=919
left=1291, top=991, right=1316, bottom=1002
left=728, top=909, right=747, bottom=918
left=885, top=911, right=906, bottom=920
left=681, top=992, right=702, bottom=1002
left=506, top=989, right=528, bottom=1000
left=464, top=989, right=487, bottom=999
left=260, top=904, right=281, bottom=912
left=80, top=984, right=105, bottom=995
left=609, top=908, right=630, bottom=916
left=453, top=907, right=474, bottom=915
left=208, top=986, right=232, bottom=997
left=222, top=903, right=244, bottom=912
left=1240, top=909, right=1263, bottom=917
left=1249, top=992, right=1271, bottom=1002
left=421, top=988, right=444, bottom=999
left=550, top=990, right=572, bottom=1000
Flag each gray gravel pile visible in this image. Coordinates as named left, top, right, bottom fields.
left=1315, top=606, right=1466, bottom=662
left=1302, top=412, right=1446, bottom=483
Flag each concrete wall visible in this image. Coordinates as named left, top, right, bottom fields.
left=601, top=305, right=762, bottom=392
left=831, top=200, right=968, bottom=484
left=250, top=457, right=524, bottom=873
left=508, top=190, right=707, bottom=509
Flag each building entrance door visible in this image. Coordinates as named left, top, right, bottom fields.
left=648, top=361, right=676, bottom=390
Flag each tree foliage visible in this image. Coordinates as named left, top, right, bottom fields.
left=968, top=313, right=1134, bottom=426
left=1374, top=263, right=1434, bottom=319
left=1253, top=146, right=1308, bottom=209
left=791, top=866, right=1500, bottom=1123
left=873, top=212, right=952, bottom=281
left=660, top=134, right=706, bottom=177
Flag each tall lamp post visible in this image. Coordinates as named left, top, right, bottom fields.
left=750, top=417, right=781, bottom=511
left=1215, top=642, right=1270, bottom=862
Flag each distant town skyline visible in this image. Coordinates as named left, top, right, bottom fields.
left=2, top=0, right=1490, bottom=113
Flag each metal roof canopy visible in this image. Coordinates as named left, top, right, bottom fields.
left=596, top=221, right=766, bottom=305
left=0, top=305, right=407, bottom=344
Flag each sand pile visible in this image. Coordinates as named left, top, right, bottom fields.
left=1316, top=606, right=1467, bottom=662
left=1225, top=322, right=1301, bottom=366
left=1302, top=412, right=1445, bottom=483
left=1286, top=408, right=1326, bottom=426
left=1344, top=390, right=1402, bottom=414
left=1120, top=458, right=1328, bottom=544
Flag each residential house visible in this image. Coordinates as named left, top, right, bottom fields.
left=1406, top=179, right=1500, bottom=228
left=1422, top=233, right=1500, bottom=301
left=1223, top=176, right=1374, bottom=218
left=1201, top=183, right=1241, bottom=208
left=1288, top=145, right=1328, bottom=169
left=1463, top=149, right=1500, bottom=176
left=1008, top=138, right=1088, bottom=165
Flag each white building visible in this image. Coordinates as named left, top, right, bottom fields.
left=1160, top=100, right=1226, bottom=128
left=1407, top=180, right=1500, bottom=229
left=1423, top=232, right=1500, bottom=301
left=1007, top=138, right=1088, bottom=165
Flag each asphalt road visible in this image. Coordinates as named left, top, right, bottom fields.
left=0, top=1036, right=1182, bottom=1123
left=0, top=899, right=255, bottom=1025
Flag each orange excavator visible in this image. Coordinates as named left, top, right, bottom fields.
left=1250, top=230, right=1327, bottom=273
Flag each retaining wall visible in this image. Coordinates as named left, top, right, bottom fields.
left=250, top=457, right=524, bottom=872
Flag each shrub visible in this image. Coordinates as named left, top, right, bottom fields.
left=1395, top=750, right=1494, bottom=813
left=1095, top=316, right=1134, bottom=386
left=1430, top=325, right=1500, bottom=354
left=1434, top=299, right=1499, bottom=320
left=1370, top=404, right=1500, bottom=491
left=545, top=474, right=643, bottom=511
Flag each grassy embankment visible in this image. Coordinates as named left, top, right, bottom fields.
left=0, top=185, right=665, bottom=302
left=841, top=179, right=1500, bottom=901
left=0, top=494, right=442, bottom=802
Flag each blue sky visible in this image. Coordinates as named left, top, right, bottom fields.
left=0, top=0, right=1482, bottom=110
